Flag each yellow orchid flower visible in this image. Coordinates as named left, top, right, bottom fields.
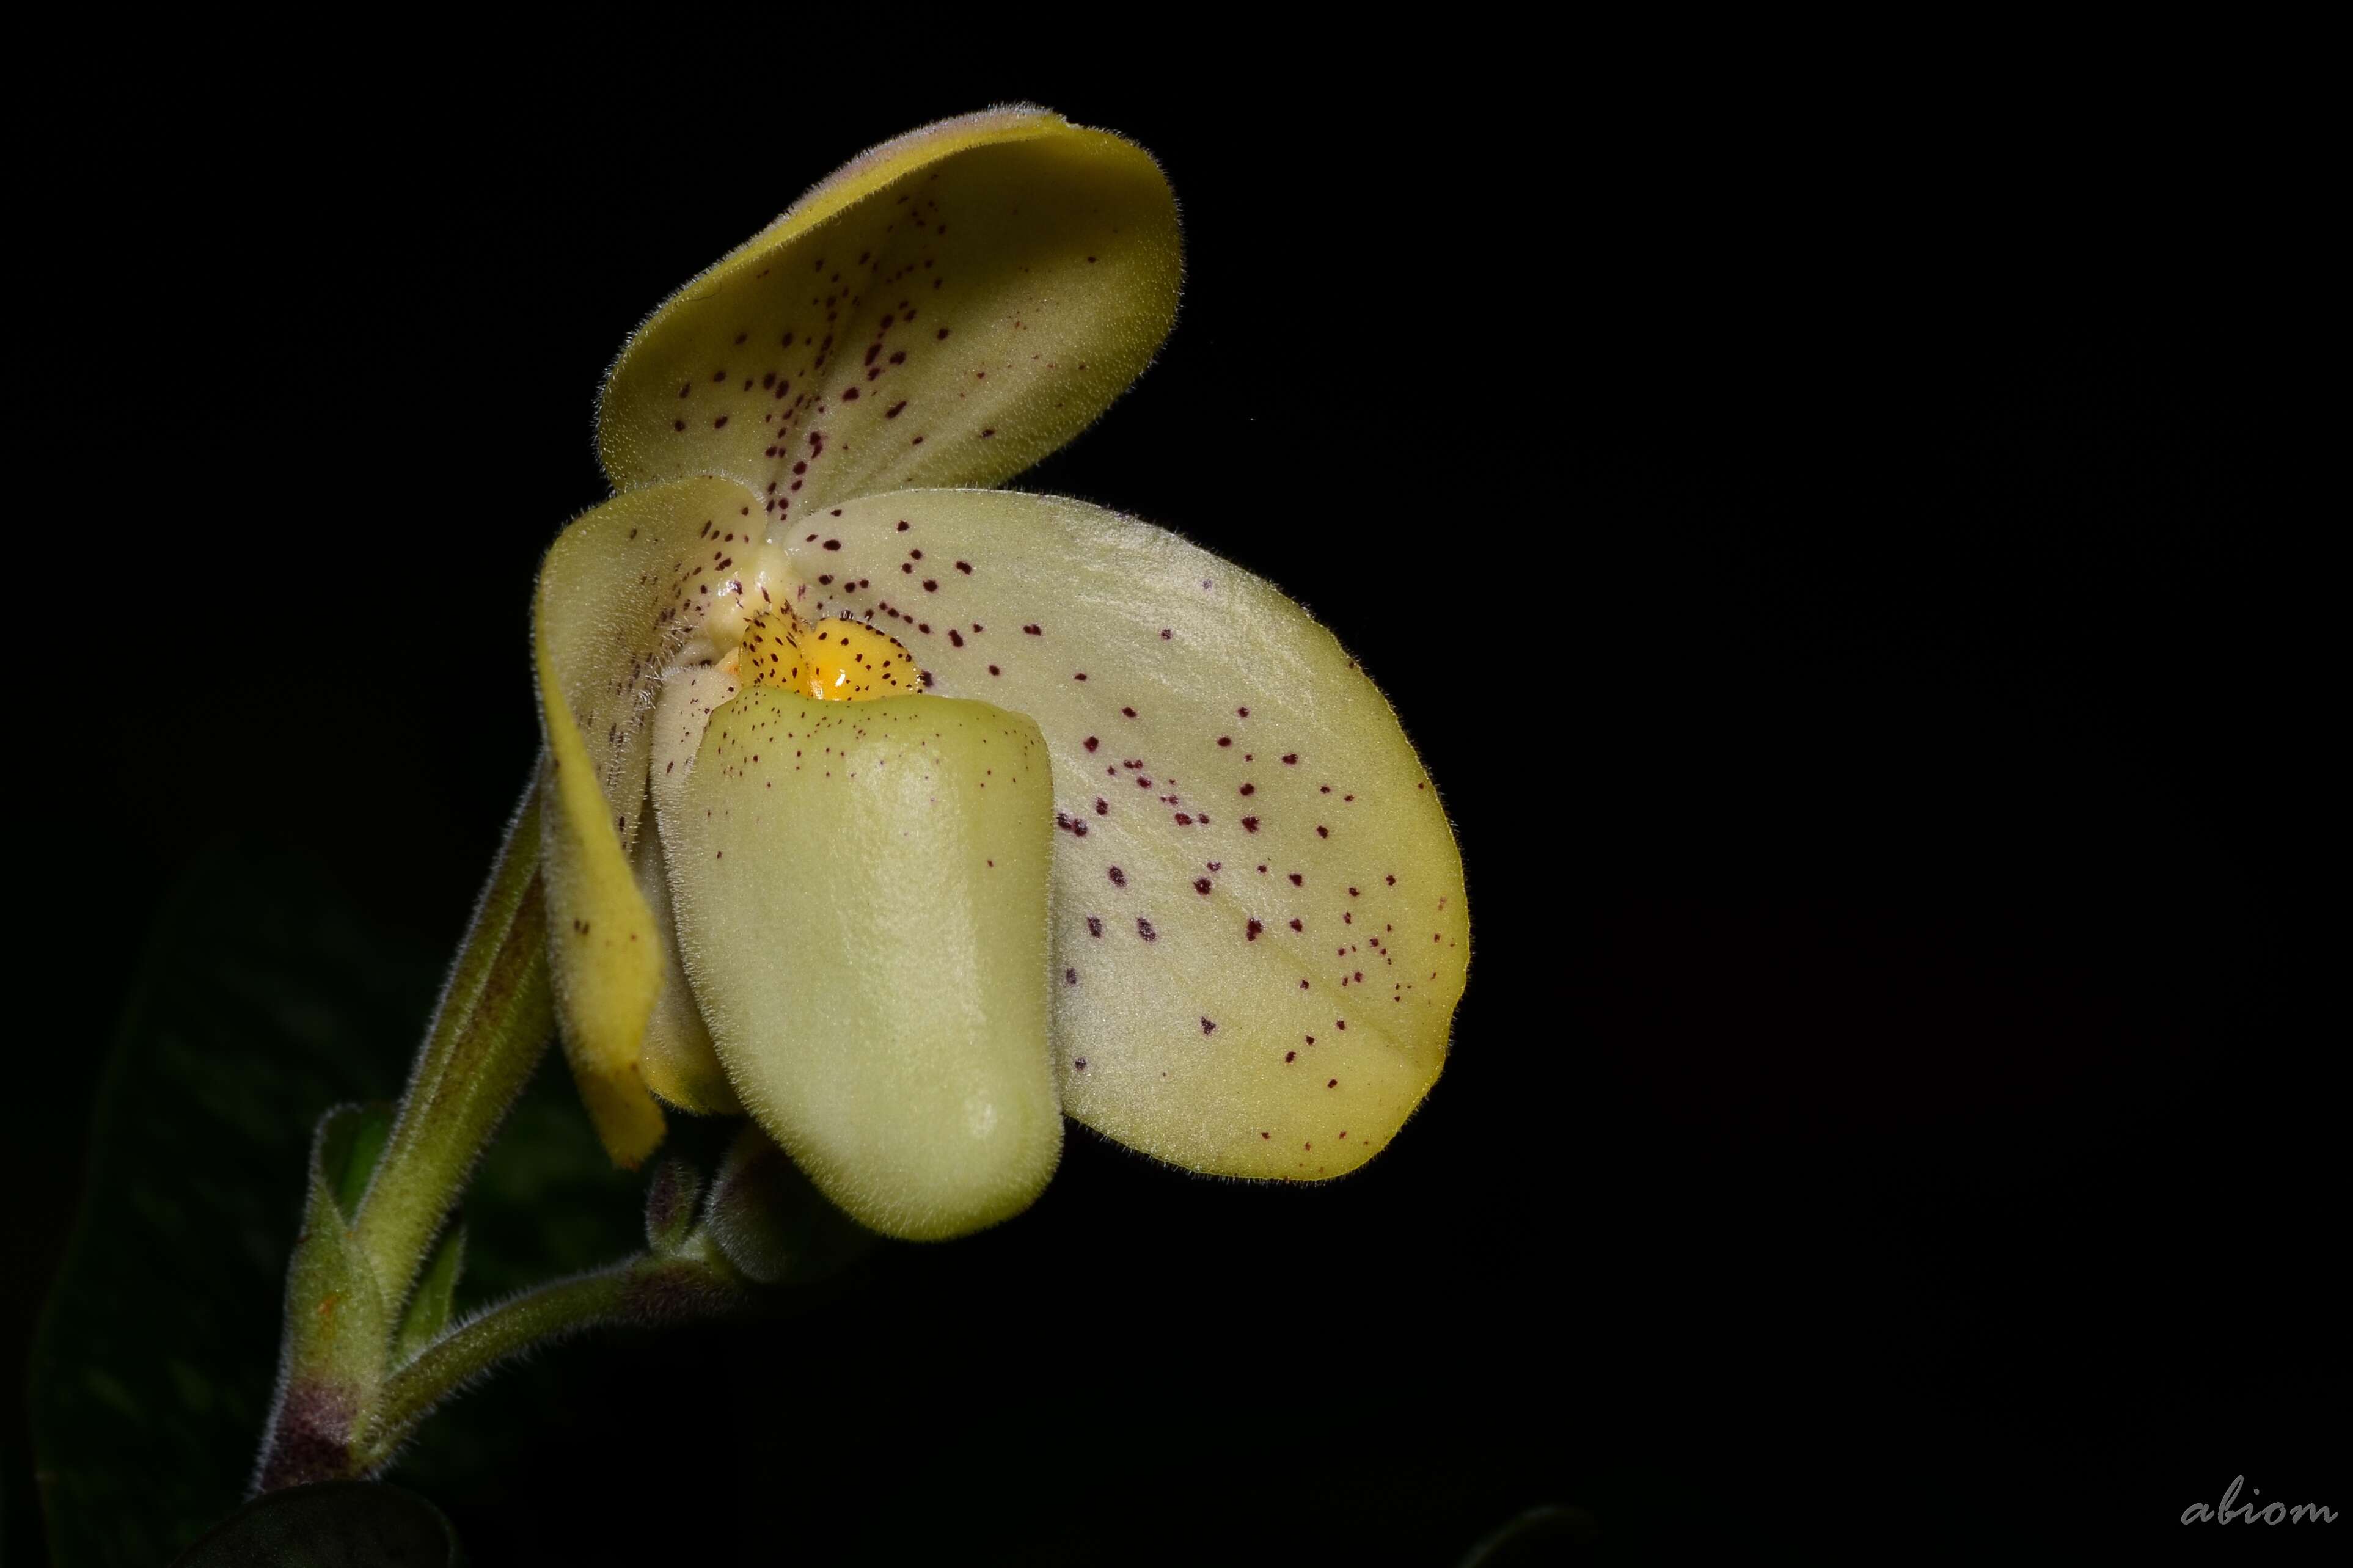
left=534, top=106, right=1469, bottom=1241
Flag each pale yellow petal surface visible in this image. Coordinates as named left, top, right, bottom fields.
left=629, top=820, right=737, bottom=1115
left=598, top=108, right=1179, bottom=518
left=662, top=689, right=1062, bottom=1240
left=533, top=475, right=766, bottom=1163
left=765, top=491, right=1469, bottom=1180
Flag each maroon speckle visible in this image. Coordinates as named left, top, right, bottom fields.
left=1065, top=968, right=1077, bottom=986
left=1201, top=1017, right=1217, bottom=1034
left=1083, top=735, right=1099, bottom=751
left=1193, top=877, right=1212, bottom=895
left=1086, top=917, right=1103, bottom=938
left=1137, top=919, right=1157, bottom=941
left=1246, top=919, right=1263, bottom=941
left=823, top=539, right=841, bottom=551
left=1121, top=707, right=1137, bottom=718
left=1108, top=867, right=1126, bottom=887
left=1282, top=754, right=1299, bottom=765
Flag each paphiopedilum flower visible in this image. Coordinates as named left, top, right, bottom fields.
left=535, top=107, right=1468, bottom=1241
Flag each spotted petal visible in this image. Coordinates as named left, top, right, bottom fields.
left=597, top=106, right=1180, bottom=519
left=769, top=490, right=1469, bottom=1180
left=533, top=476, right=769, bottom=1163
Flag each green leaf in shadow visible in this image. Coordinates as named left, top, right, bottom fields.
left=32, top=841, right=756, bottom=1560
left=31, top=846, right=442, bottom=1565
left=172, top=1479, right=460, bottom=1567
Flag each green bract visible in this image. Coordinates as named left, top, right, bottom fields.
left=533, top=107, right=1468, bottom=1241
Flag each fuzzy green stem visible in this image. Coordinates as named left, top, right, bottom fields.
left=357, top=1242, right=744, bottom=1471
left=353, top=786, right=553, bottom=1307
left=255, top=779, right=559, bottom=1495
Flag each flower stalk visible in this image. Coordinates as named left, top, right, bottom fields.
left=253, top=782, right=673, bottom=1492
left=352, top=789, right=552, bottom=1306
left=357, top=1238, right=745, bottom=1473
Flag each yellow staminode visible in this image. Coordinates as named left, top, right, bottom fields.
left=737, top=611, right=921, bottom=703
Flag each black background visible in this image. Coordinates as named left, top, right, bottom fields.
left=13, top=37, right=2337, bottom=1566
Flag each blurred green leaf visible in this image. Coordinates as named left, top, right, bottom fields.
left=172, top=1479, right=460, bottom=1567
left=1455, top=1504, right=1601, bottom=1566
left=31, top=847, right=440, bottom=1564
left=28, top=844, right=654, bottom=1563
